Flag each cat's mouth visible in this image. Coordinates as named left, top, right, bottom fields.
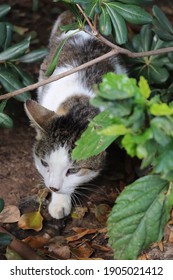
left=49, top=187, right=59, bottom=193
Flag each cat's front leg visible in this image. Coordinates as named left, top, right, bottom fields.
left=48, top=192, right=71, bottom=219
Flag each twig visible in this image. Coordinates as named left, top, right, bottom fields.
left=0, top=226, right=43, bottom=260
left=0, top=50, right=118, bottom=101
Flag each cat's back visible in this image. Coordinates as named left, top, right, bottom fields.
left=37, top=11, right=126, bottom=112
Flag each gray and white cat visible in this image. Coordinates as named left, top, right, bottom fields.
left=25, top=11, right=126, bottom=219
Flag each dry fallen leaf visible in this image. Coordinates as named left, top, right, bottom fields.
left=0, top=205, right=20, bottom=223
left=94, top=204, right=111, bottom=224
left=23, top=233, right=51, bottom=249
left=18, top=211, right=43, bottom=232
left=71, top=242, right=94, bottom=259
left=66, top=228, right=97, bottom=242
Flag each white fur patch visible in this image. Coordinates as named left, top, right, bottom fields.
left=38, top=66, right=94, bottom=112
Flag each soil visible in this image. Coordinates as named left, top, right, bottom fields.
left=0, top=0, right=173, bottom=260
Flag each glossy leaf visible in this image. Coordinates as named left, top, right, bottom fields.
left=0, top=66, right=31, bottom=102
left=153, top=5, right=173, bottom=35
left=0, top=4, right=11, bottom=18
left=0, top=37, right=30, bottom=61
left=3, top=23, right=13, bottom=50
left=108, top=3, right=152, bottom=25
left=99, top=8, right=112, bottom=36
left=0, top=22, right=6, bottom=47
left=18, top=48, right=49, bottom=63
left=108, top=175, right=172, bottom=259
left=10, top=64, right=34, bottom=87
left=46, top=33, right=76, bottom=77
left=0, top=112, right=13, bottom=128
left=106, top=6, right=127, bottom=45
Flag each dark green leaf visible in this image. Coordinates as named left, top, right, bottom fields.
left=18, top=48, right=49, bottom=63
left=3, top=23, right=13, bottom=50
left=153, top=5, right=173, bottom=35
left=0, top=22, right=6, bottom=47
left=0, top=198, right=4, bottom=212
left=46, top=33, right=76, bottom=77
left=0, top=112, right=13, bottom=128
left=0, top=99, right=8, bottom=112
left=108, top=3, right=152, bottom=25
left=9, top=64, right=34, bottom=86
left=0, top=4, right=11, bottom=18
left=108, top=175, right=172, bottom=259
left=99, top=8, right=112, bottom=36
left=0, top=232, right=12, bottom=246
left=0, top=66, right=31, bottom=102
left=106, top=6, right=127, bottom=45
left=0, top=37, right=30, bottom=61
left=150, top=65, right=169, bottom=84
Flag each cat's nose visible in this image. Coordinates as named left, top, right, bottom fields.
left=49, top=187, right=59, bottom=193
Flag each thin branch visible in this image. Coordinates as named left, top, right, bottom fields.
left=0, top=50, right=118, bottom=101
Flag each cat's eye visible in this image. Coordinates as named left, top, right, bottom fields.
left=41, top=159, right=48, bottom=167
left=66, top=168, right=81, bottom=176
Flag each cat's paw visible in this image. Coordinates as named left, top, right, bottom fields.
left=48, top=194, right=71, bottom=219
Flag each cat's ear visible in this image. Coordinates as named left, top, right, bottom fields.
left=24, top=100, right=55, bottom=139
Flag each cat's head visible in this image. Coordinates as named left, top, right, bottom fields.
left=24, top=99, right=106, bottom=195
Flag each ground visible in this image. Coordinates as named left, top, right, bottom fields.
left=0, top=0, right=173, bottom=260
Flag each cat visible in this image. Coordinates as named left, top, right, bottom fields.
left=24, top=11, right=126, bottom=219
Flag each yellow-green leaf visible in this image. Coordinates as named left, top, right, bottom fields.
left=150, top=103, right=173, bottom=116
left=138, top=76, right=151, bottom=99
left=18, top=211, right=43, bottom=232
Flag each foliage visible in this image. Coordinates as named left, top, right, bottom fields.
left=0, top=198, right=12, bottom=246
left=72, top=72, right=173, bottom=258
left=0, top=4, right=48, bottom=128
left=1, top=0, right=173, bottom=259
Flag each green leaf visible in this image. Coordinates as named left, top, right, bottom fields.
left=150, top=65, right=169, bottom=84
left=72, top=110, right=116, bottom=160
left=46, top=32, right=77, bottom=77
left=0, top=112, right=13, bottom=128
left=154, top=142, right=173, bottom=178
left=138, top=76, right=151, bottom=99
left=0, top=23, right=6, bottom=47
left=0, top=4, right=11, bottom=18
left=99, top=124, right=130, bottom=136
left=0, top=232, right=12, bottom=246
left=153, top=5, right=173, bottom=35
left=10, top=64, right=34, bottom=86
left=18, top=48, right=49, bottom=63
left=99, top=73, right=137, bottom=100
left=0, top=66, right=31, bottom=102
left=150, top=103, right=173, bottom=116
left=106, top=5, right=127, bottom=45
left=0, top=198, right=4, bottom=212
left=99, top=8, right=112, bottom=36
left=0, top=37, right=30, bottom=61
left=108, top=175, right=172, bottom=259
left=3, top=23, right=13, bottom=50
left=108, top=3, right=152, bottom=25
